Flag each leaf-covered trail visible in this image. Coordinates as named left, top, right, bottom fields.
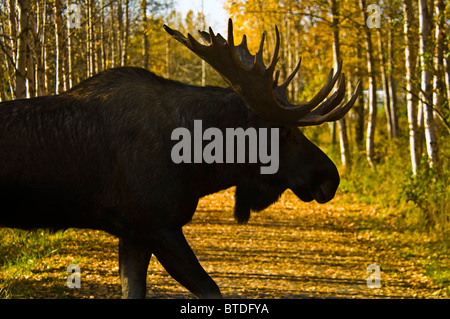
left=2, top=188, right=448, bottom=298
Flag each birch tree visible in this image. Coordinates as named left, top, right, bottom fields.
left=15, top=0, right=30, bottom=99
left=377, top=26, right=393, bottom=138
left=403, top=0, right=419, bottom=175
left=331, top=0, right=350, bottom=169
left=55, top=0, right=64, bottom=94
left=99, top=0, right=106, bottom=71
left=433, top=0, right=445, bottom=121
left=386, top=12, right=398, bottom=138
left=66, top=0, right=73, bottom=88
left=142, top=0, right=149, bottom=69
left=120, top=0, right=129, bottom=66
left=445, top=28, right=450, bottom=103
left=8, top=0, right=17, bottom=97
left=87, top=0, right=94, bottom=77
left=37, top=0, right=48, bottom=96
left=418, top=0, right=439, bottom=168
left=360, top=0, right=377, bottom=168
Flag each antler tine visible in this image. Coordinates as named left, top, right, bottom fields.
left=274, top=59, right=343, bottom=121
left=273, top=70, right=281, bottom=88
left=325, top=80, right=362, bottom=122
left=163, top=24, right=192, bottom=48
left=297, top=79, right=362, bottom=126
left=235, top=35, right=256, bottom=70
left=274, top=67, right=335, bottom=120
left=309, top=72, right=346, bottom=117
left=254, top=32, right=266, bottom=70
left=187, top=33, right=204, bottom=51
left=227, top=18, right=235, bottom=47
left=199, top=30, right=226, bottom=45
left=226, top=18, right=250, bottom=71
left=198, top=30, right=211, bottom=43
left=279, top=58, right=302, bottom=89
left=267, top=26, right=281, bottom=75
left=208, top=27, right=218, bottom=45
left=303, top=60, right=342, bottom=108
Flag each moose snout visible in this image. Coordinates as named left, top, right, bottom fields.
left=313, top=177, right=339, bottom=204
left=290, top=172, right=339, bottom=204
left=312, top=166, right=340, bottom=204
left=290, top=165, right=340, bottom=204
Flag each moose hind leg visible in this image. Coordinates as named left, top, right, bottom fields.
left=119, top=237, right=152, bottom=299
left=152, top=228, right=222, bottom=299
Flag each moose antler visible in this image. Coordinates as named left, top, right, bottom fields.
left=163, top=19, right=362, bottom=126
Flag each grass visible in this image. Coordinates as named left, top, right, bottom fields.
left=0, top=229, right=68, bottom=298
left=425, top=263, right=450, bottom=291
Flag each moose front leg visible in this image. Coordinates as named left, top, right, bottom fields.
left=119, top=237, right=152, bottom=299
left=152, top=228, right=223, bottom=299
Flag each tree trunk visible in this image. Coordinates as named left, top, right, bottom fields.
left=387, top=14, right=398, bottom=138
left=360, top=0, right=377, bottom=168
left=26, top=6, right=36, bottom=98
left=200, top=9, right=206, bottom=86
left=377, top=27, right=393, bottom=138
left=419, top=0, right=439, bottom=168
left=66, top=0, right=73, bottom=89
left=293, top=23, right=300, bottom=100
left=24, top=0, right=38, bottom=98
left=0, top=62, right=6, bottom=101
left=445, top=15, right=450, bottom=103
left=118, top=0, right=124, bottom=66
left=354, top=41, right=365, bottom=149
left=54, top=0, right=63, bottom=94
left=445, top=45, right=450, bottom=105
left=433, top=0, right=445, bottom=115
left=37, top=0, right=47, bottom=96
left=120, top=0, right=129, bottom=66
left=9, top=0, right=17, bottom=65
left=166, top=38, right=170, bottom=78
left=110, top=2, right=117, bottom=68
left=403, top=0, right=419, bottom=175
left=100, top=0, right=106, bottom=71
left=331, top=0, right=351, bottom=169
left=4, top=0, right=16, bottom=98
left=142, top=0, right=149, bottom=69
left=15, top=0, right=30, bottom=99
left=87, top=0, right=94, bottom=76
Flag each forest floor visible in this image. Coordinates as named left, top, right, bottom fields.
left=0, top=187, right=449, bottom=299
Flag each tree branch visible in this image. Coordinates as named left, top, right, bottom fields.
left=402, top=85, right=450, bottom=133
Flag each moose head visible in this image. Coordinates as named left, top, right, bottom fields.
left=164, top=19, right=361, bottom=224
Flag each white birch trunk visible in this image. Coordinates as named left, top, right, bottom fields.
left=360, top=0, right=377, bottom=168
left=419, top=0, right=439, bottom=168
left=403, top=0, right=419, bottom=175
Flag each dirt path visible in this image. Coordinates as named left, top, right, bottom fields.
left=2, top=188, right=448, bottom=298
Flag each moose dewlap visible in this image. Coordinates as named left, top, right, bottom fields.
left=171, top=120, right=279, bottom=174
